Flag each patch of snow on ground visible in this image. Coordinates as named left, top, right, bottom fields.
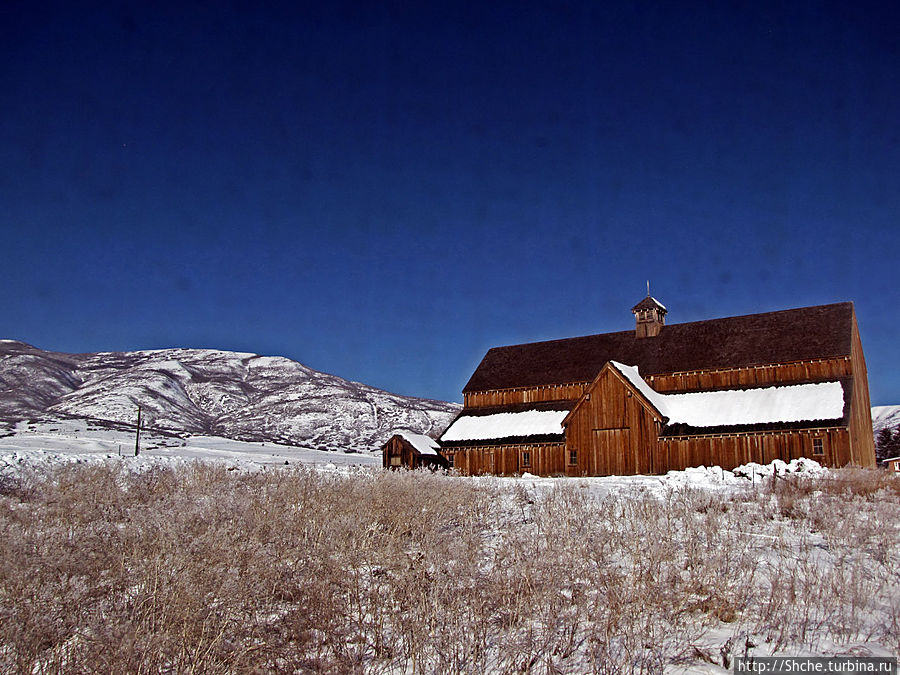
left=732, top=456, right=828, bottom=480
left=490, top=458, right=831, bottom=500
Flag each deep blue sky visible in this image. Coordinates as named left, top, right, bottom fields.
left=2, top=1, right=899, bottom=404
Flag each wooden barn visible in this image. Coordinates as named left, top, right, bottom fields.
left=382, top=431, right=449, bottom=470
left=439, top=298, right=876, bottom=476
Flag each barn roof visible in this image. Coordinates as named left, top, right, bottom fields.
left=463, top=302, right=854, bottom=393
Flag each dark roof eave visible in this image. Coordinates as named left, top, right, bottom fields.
left=660, top=418, right=847, bottom=437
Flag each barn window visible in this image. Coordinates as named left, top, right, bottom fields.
left=569, top=449, right=577, bottom=465
left=522, top=451, right=531, bottom=467
left=813, top=438, right=824, bottom=455
left=447, top=453, right=454, bottom=468
left=390, top=456, right=401, bottom=466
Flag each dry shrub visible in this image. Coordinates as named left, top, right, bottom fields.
left=822, top=467, right=900, bottom=499
left=0, top=463, right=897, bottom=673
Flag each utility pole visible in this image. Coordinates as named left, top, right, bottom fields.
left=134, top=405, right=142, bottom=457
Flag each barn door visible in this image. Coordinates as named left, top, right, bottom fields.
left=592, top=428, right=633, bottom=476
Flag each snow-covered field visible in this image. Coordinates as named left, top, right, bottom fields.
left=0, top=419, right=380, bottom=477
left=1, top=422, right=897, bottom=673
left=0, top=419, right=825, bottom=496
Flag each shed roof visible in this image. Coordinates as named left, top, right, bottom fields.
left=393, top=431, right=440, bottom=456
left=463, top=302, right=854, bottom=393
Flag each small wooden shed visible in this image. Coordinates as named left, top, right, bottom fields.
left=382, top=431, right=448, bottom=470
left=885, top=456, right=900, bottom=473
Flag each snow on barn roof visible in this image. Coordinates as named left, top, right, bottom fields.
left=609, top=361, right=845, bottom=429
left=395, top=431, right=440, bottom=456
left=440, top=409, right=568, bottom=443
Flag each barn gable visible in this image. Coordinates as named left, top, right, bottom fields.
left=562, top=361, right=664, bottom=475
left=561, top=361, right=856, bottom=475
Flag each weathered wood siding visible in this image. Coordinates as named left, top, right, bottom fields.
left=449, top=427, right=852, bottom=476
left=657, top=427, right=849, bottom=471
left=563, top=368, right=662, bottom=476
left=463, top=357, right=854, bottom=410
left=448, top=443, right=566, bottom=476
left=381, top=435, right=448, bottom=470
left=848, top=311, right=876, bottom=466
left=382, top=435, right=410, bottom=469
left=646, top=357, right=852, bottom=393
left=464, top=383, right=588, bottom=408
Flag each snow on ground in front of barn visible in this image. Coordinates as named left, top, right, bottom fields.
left=486, top=457, right=827, bottom=500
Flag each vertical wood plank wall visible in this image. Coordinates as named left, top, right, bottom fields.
left=449, top=429, right=850, bottom=476
left=382, top=436, right=448, bottom=470
left=656, top=428, right=848, bottom=472
left=563, top=369, right=662, bottom=476
left=464, top=383, right=588, bottom=408
left=646, top=358, right=852, bottom=392
left=848, top=313, right=876, bottom=466
left=449, top=443, right=566, bottom=476
left=382, top=436, right=415, bottom=469
left=463, top=357, right=853, bottom=408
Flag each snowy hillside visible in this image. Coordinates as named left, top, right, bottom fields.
left=0, top=340, right=459, bottom=452
left=872, top=404, right=900, bottom=435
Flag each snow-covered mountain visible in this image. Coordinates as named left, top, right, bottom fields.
left=0, top=340, right=459, bottom=452
left=872, top=405, right=900, bottom=436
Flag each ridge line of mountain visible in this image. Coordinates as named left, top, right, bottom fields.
left=0, top=340, right=460, bottom=453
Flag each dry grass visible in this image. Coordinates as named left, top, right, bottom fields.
left=0, top=463, right=898, bottom=673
